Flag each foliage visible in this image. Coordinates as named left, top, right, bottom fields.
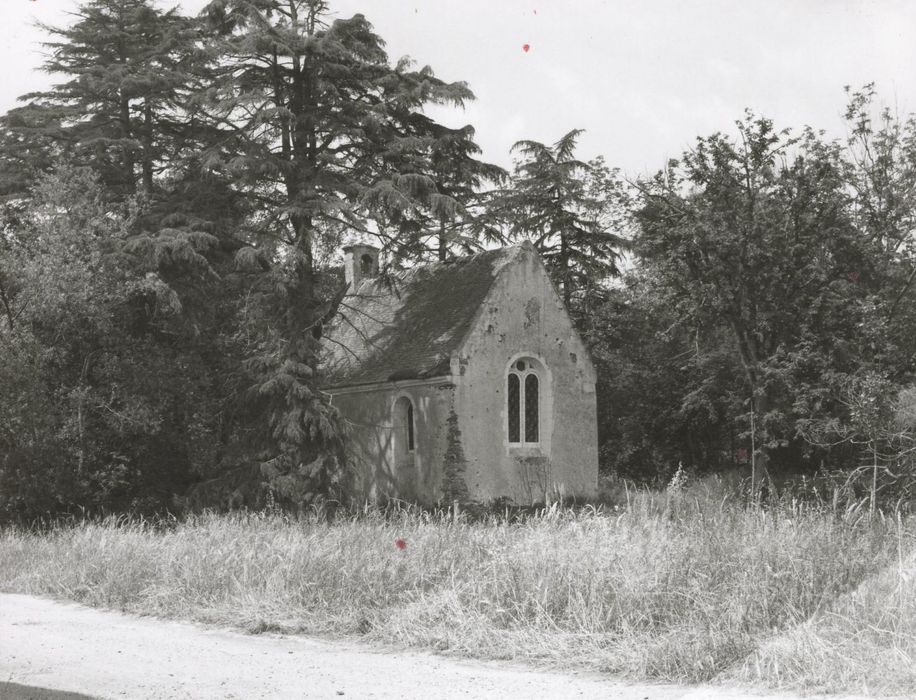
left=0, top=0, right=500, bottom=517
left=0, top=167, right=205, bottom=518
left=3, top=0, right=916, bottom=514
left=376, top=123, right=507, bottom=263
left=626, top=111, right=909, bottom=478
left=591, top=274, right=746, bottom=480
left=0, top=0, right=205, bottom=199
left=801, top=373, right=916, bottom=512
left=193, top=0, right=498, bottom=494
left=491, top=129, right=630, bottom=311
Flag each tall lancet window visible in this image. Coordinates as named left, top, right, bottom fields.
left=507, top=374, right=521, bottom=443
left=507, top=358, right=541, bottom=445
left=393, top=396, right=416, bottom=468
left=406, top=401, right=415, bottom=451
left=524, top=373, right=539, bottom=443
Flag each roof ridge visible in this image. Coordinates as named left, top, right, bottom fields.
left=323, top=244, right=525, bottom=388
left=392, top=243, right=520, bottom=273
left=348, top=245, right=522, bottom=296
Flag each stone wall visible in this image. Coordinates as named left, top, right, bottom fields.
left=328, top=380, right=454, bottom=504
left=326, top=244, right=598, bottom=506
left=454, top=245, right=598, bottom=503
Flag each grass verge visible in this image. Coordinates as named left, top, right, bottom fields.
left=1, top=486, right=913, bottom=695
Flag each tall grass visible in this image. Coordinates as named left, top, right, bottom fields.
left=1, top=483, right=913, bottom=694
left=733, top=511, right=916, bottom=693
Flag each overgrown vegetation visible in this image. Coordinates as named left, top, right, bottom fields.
left=2, top=0, right=916, bottom=522
left=1, top=484, right=913, bottom=694
left=1, top=3, right=913, bottom=694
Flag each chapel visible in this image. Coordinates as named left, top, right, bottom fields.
left=320, top=242, right=598, bottom=505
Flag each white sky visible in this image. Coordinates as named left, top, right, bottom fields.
left=1, top=0, right=915, bottom=176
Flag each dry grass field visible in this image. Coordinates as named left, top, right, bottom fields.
left=1, top=482, right=914, bottom=696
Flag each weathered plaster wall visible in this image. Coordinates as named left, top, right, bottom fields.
left=454, top=246, right=598, bottom=503
left=328, top=381, right=453, bottom=504
left=327, top=245, right=598, bottom=506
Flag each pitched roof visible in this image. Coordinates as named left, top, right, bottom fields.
left=321, top=245, right=524, bottom=388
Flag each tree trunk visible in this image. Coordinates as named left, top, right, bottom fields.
left=76, top=354, right=92, bottom=478
left=750, top=407, right=757, bottom=504
left=0, top=276, right=15, bottom=331
left=560, top=233, right=571, bottom=307
left=141, top=99, right=154, bottom=196
left=438, top=217, right=447, bottom=261
left=118, top=93, right=136, bottom=193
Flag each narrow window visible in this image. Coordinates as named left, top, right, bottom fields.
left=507, top=357, right=544, bottom=446
left=406, top=401, right=415, bottom=451
left=524, top=373, right=539, bottom=442
left=360, top=253, right=374, bottom=276
left=393, top=396, right=416, bottom=466
left=507, top=373, right=520, bottom=443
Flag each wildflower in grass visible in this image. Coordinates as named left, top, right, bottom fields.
left=667, top=462, right=688, bottom=492
left=395, top=538, right=407, bottom=551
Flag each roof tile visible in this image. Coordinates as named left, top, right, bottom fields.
left=321, top=246, right=521, bottom=388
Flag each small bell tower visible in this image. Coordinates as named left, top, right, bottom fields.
left=343, top=244, right=379, bottom=289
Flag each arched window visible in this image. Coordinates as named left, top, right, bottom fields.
left=393, top=396, right=416, bottom=467
left=360, top=253, right=375, bottom=276
left=507, top=358, right=540, bottom=445
left=406, top=401, right=415, bottom=451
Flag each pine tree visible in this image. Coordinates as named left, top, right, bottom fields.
left=368, top=122, right=506, bottom=263
left=0, top=0, right=205, bottom=199
left=198, top=0, right=481, bottom=492
left=0, top=2, right=263, bottom=516
left=491, top=129, right=628, bottom=309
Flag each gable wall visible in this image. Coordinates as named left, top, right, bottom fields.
left=453, top=247, right=598, bottom=503
left=328, top=380, right=453, bottom=504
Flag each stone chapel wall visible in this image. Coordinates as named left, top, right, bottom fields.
left=453, top=247, right=598, bottom=503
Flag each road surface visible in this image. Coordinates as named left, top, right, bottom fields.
left=0, top=593, right=880, bottom=700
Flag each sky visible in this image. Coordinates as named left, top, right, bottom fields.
left=1, top=0, right=915, bottom=177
